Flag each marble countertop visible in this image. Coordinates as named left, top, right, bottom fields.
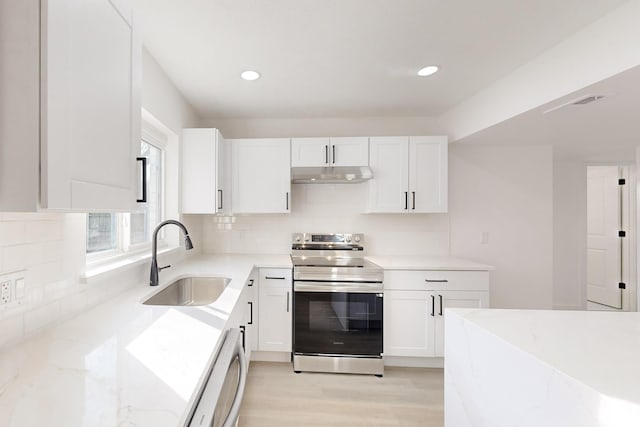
left=367, top=256, right=494, bottom=271
left=449, top=308, right=640, bottom=407
left=0, top=254, right=291, bottom=427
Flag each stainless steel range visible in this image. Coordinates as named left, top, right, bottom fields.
left=291, top=232, right=384, bottom=376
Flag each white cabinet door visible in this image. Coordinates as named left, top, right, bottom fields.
left=41, top=0, right=141, bottom=211
left=258, top=269, right=292, bottom=352
left=434, top=290, right=489, bottom=357
left=409, top=136, right=448, bottom=213
left=368, top=137, right=409, bottom=213
left=244, top=269, right=259, bottom=361
left=330, top=137, right=369, bottom=166
left=291, top=138, right=331, bottom=167
left=182, top=128, right=218, bottom=214
left=384, top=290, right=436, bottom=357
left=232, top=138, right=291, bottom=213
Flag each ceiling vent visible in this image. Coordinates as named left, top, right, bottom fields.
left=572, top=95, right=605, bottom=105
left=543, top=94, right=606, bottom=114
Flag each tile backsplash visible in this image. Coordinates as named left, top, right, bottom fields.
left=0, top=213, right=143, bottom=350
left=199, top=183, right=450, bottom=256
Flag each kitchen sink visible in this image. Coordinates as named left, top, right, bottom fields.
left=142, top=276, right=231, bottom=306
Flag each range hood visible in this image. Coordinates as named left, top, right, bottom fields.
left=291, top=166, right=374, bottom=184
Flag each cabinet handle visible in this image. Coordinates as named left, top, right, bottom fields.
left=248, top=302, right=253, bottom=324
left=136, top=157, right=147, bottom=203
left=439, top=294, right=443, bottom=316
left=425, top=279, right=448, bottom=283
left=404, top=192, right=408, bottom=210
left=286, top=291, right=290, bottom=313
left=248, top=279, right=254, bottom=287
left=412, top=191, right=416, bottom=210
left=430, top=295, right=435, bottom=316
left=332, top=145, right=336, bottom=164
left=325, top=145, right=329, bottom=164
left=286, top=192, right=289, bottom=210
left=265, top=276, right=286, bottom=280
left=217, top=189, right=223, bottom=210
left=239, top=325, right=246, bottom=350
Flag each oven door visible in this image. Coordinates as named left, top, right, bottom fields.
left=294, top=282, right=383, bottom=357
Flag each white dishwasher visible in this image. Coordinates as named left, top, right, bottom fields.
left=187, top=328, right=248, bottom=427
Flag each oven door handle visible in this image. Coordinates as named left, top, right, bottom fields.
left=294, top=281, right=383, bottom=293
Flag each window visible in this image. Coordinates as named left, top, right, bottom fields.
left=86, top=138, right=165, bottom=260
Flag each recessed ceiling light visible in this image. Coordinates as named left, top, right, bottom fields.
left=417, top=66, right=439, bottom=77
left=241, top=70, right=261, bottom=81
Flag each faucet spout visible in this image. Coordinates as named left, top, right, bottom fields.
left=150, top=220, right=194, bottom=286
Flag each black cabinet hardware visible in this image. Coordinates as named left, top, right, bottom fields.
left=332, top=145, right=336, bottom=164
left=286, top=291, right=290, bottom=313
left=325, top=145, right=329, bottom=164
left=248, top=279, right=254, bottom=287
left=217, top=189, right=223, bottom=210
left=412, top=191, right=416, bottom=210
left=430, top=295, right=435, bottom=316
left=265, top=276, right=286, bottom=280
left=286, top=192, right=289, bottom=210
left=248, top=301, right=253, bottom=324
left=404, top=192, right=408, bottom=210
left=425, top=279, right=448, bottom=283
left=438, top=295, right=443, bottom=316
left=136, top=157, right=147, bottom=203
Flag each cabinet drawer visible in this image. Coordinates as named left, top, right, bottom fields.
left=384, top=270, right=489, bottom=291
left=260, top=268, right=292, bottom=287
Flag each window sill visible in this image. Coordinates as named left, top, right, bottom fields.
left=82, top=246, right=179, bottom=285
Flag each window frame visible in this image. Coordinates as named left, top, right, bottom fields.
left=85, top=124, right=168, bottom=265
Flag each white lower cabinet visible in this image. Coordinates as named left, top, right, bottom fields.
left=257, top=268, right=292, bottom=352
left=384, top=270, right=489, bottom=358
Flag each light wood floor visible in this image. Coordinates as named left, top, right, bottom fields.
left=238, top=362, right=444, bottom=427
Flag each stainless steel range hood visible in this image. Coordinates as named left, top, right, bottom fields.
left=291, top=166, right=374, bottom=184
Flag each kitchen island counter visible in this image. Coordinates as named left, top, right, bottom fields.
left=0, top=254, right=291, bottom=427
left=445, top=308, right=640, bottom=426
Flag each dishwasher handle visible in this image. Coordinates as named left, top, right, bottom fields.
left=222, top=339, right=247, bottom=427
left=188, top=328, right=248, bottom=427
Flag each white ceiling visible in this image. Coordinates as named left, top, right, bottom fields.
left=457, top=64, right=640, bottom=161
left=133, top=0, right=628, bottom=119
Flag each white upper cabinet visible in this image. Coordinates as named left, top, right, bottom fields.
left=1, top=0, right=141, bottom=211
left=368, top=136, right=448, bottom=213
left=231, top=138, right=291, bottom=213
left=41, top=0, right=141, bottom=211
left=181, top=128, right=230, bottom=214
left=291, top=137, right=369, bottom=167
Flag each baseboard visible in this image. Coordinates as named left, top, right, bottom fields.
left=384, top=356, right=444, bottom=368
left=251, top=351, right=292, bottom=363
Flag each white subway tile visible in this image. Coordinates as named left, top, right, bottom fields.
left=2, top=244, right=43, bottom=272
left=25, top=220, right=64, bottom=243
left=0, top=222, right=26, bottom=246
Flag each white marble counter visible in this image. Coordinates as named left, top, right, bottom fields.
left=367, top=256, right=493, bottom=271
left=445, top=308, right=640, bottom=427
left=0, top=254, right=291, bottom=427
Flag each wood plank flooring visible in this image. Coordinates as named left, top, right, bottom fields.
left=238, top=362, right=444, bottom=427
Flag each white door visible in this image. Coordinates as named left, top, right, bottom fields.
left=409, top=136, right=448, bottom=213
left=291, top=138, right=331, bottom=167
left=434, top=291, right=489, bottom=357
left=384, top=290, right=436, bottom=357
left=330, top=137, right=369, bottom=166
left=587, top=166, right=624, bottom=309
left=181, top=128, right=218, bottom=214
left=42, top=0, right=140, bottom=210
left=258, top=286, right=291, bottom=352
left=368, top=137, right=409, bottom=213
left=231, top=138, right=291, bottom=213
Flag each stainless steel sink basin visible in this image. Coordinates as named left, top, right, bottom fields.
left=143, top=276, right=230, bottom=306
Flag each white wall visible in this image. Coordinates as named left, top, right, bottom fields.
left=449, top=144, right=554, bottom=309
left=0, top=48, right=200, bottom=351
left=201, top=116, right=444, bottom=139
left=552, top=157, right=587, bottom=310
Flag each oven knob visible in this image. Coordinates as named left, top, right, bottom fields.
left=295, top=235, right=301, bottom=242
left=354, top=235, right=361, bottom=242
left=304, top=235, right=310, bottom=242
left=345, top=235, right=352, bottom=243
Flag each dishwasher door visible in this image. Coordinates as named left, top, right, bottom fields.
left=188, top=328, right=248, bottom=427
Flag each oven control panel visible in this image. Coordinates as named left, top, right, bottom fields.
left=292, top=233, right=363, bottom=245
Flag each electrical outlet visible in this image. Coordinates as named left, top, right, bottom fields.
left=1, top=280, right=11, bottom=304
